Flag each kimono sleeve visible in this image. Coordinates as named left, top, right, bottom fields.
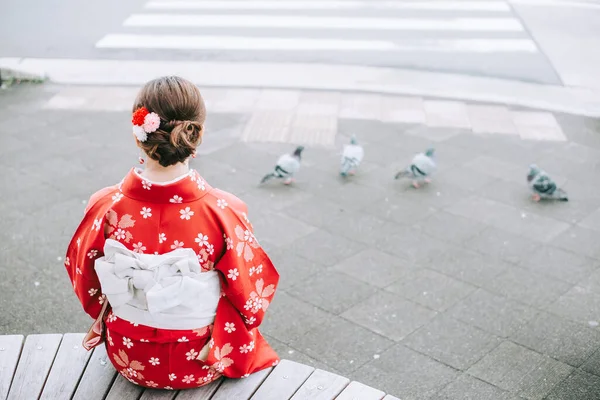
left=215, top=207, right=279, bottom=329
left=64, top=188, right=116, bottom=319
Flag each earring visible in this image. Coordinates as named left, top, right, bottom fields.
left=192, top=153, right=197, bottom=158
left=138, top=151, right=145, bottom=165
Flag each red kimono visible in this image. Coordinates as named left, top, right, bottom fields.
left=65, top=168, right=279, bottom=390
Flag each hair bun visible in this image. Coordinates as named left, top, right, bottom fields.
left=170, top=120, right=202, bottom=148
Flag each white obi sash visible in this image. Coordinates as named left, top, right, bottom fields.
left=95, top=239, right=221, bottom=330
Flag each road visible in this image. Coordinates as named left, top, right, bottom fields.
left=1, top=0, right=581, bottom=85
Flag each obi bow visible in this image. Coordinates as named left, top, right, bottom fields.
left=94, top=239, right=220, bottom=328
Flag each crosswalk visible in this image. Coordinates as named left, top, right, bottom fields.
left=93, top=0, right=559, bottom=83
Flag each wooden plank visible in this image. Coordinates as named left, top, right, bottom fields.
left=0, top=335, right=24, bottom=400
left=40, top=333, right=92, bottom=399
left=72, top=344, right=118, bottom=400
left=139, top=389, right=177, bottom=400
left=250, top=360, right=314, bottom=400
left=174, top=378, right=223, bottom=400
left=105, top=374, right=144, bottom=400
left=7, top=334, right=63, bottom=400
left=336, top=381, right=385, bottom=400
left=290, top=369, right=349, bottom=400
left=211, top=368, right=273, bottom=400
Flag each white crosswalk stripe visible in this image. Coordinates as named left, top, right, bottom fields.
left=145, top=1, right=513, bottom=12
left=124, top=14, right=525, bottom=32
left=93, top=0, right=555, bottom=83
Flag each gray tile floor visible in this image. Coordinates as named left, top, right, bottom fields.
left=2, top=84, right=600, bottom=399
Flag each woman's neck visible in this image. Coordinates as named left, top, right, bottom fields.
left=139, top=159, right=190, bottom=183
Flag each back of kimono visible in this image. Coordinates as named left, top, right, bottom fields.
left=65, top=76, right=279, bottom=390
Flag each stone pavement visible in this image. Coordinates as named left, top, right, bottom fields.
left=2, top=83, right=600, bottom=399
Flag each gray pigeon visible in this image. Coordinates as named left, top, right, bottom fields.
left=394, top=148, right=436, bottom=188
left=261, top=146, right=304, bottom=185
left=340, top=136, right=364, bottom=177
left=527, top=164, right=568, bottom=201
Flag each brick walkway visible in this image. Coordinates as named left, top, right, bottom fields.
left=2, top=83, right=600, bottom=399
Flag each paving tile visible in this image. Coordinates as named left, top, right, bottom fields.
left=252, top=212, right=317, bottom=247
left=403, top=314, right=502, bottom=371
left=263, top=334, right=339, bottom=373
left=464, top=155, right=523, bottom=184
left=241, top=186, right=313, bottom=214
left=289, top=114, right=337, bottom=147
left=337, top=118, right=411, bottom=147
left=578, top=207, right=600, bottom=232
left=390, top=179, right=473, bottom=210
left=447, top=289, right=539, bottom=337
left=418, top=211, right=487, bottom=245
left=578, top=269, right=600, bottom=295
left=287, top=270, right=378, bottom=315
left=324, top=210, right=389, bottom=246
left=423, top=100, right=471, bottom=129
left=241, top=110, right=293, bottom=143
left=477, top=177, right=596, bottom=225
left=547, top=286, right=600, bottom=324
left=467, top=104, right=518, bottom=135
left=352, top=344, right=459, bottom=400
left=582, top=349, right=600, bottom=377
left=464, top=227, right=543, bottom=265
left=426, top=246, right=512, bottom=287
left=380, top=95, right=426, bottom=124
left=479, top=266, right=572, bottom=308
left=338, top=93, right=382, bottom=120
left=386, top=269, right=476, bottom=312
left=280, top=195, right=345, bottom=228
left=289, top=316, right=394, bottom=375
left=301, top=171, right=388, bottom=211
left=332, top=248, right=415, bottom=288
left=405, top=125, right=464, bottom=142
left=467, top=341, right=573, bottom=399
left=511, top=111, right=567, bottom=142
left=376, top=226, right=454, bottom=265
left=342, top=291, right=437, bottom=341
left=283, top=229, right=367, bottom=267
left=267, top=248, right=324, bottom=291
left=545, top=370, right=600, bottom=400
left=447, top=196, right=570, bottom=243
left=551, top=226, right=600, bottom=260
left=429, top=166, right=497, bottom=193
left=366, top=196, right=438, bottom=226
left=436, top=373, right=522, bottom=400
left=511, top=312, right=600, bottom=367
left=519, top=246, right=598, bottom=284
left=260, top=291, right=331, bottom=343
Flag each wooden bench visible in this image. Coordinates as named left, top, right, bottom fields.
left=0, top=334, right=399, bottom=400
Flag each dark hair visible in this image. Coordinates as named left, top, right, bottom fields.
left=132, top=76, right=206, bottom=167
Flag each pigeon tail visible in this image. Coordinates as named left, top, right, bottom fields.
left=556, top=188, right=569, bottom=201
left=394, top=170, right=410, bottom=180
left=260, top=173, right=275, bottom=184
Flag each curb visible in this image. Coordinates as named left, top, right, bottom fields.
left=2, top=57, right=600, bottom=118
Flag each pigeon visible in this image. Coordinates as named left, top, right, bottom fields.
left=394, top=148, right=436, bottom=188
left=340, top=136, right=364, bottom=177
left=527, top=164, right=568, bottom=202
left=260, top=146, right=304, bottom=185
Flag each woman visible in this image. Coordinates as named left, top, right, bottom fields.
left=65, top=76, right=279, bottom=390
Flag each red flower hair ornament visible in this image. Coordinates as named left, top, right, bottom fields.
left=132, top=107, right=161, bottom=142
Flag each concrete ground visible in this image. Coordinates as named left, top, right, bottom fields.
left=2, top=82, right=600, bottom=399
